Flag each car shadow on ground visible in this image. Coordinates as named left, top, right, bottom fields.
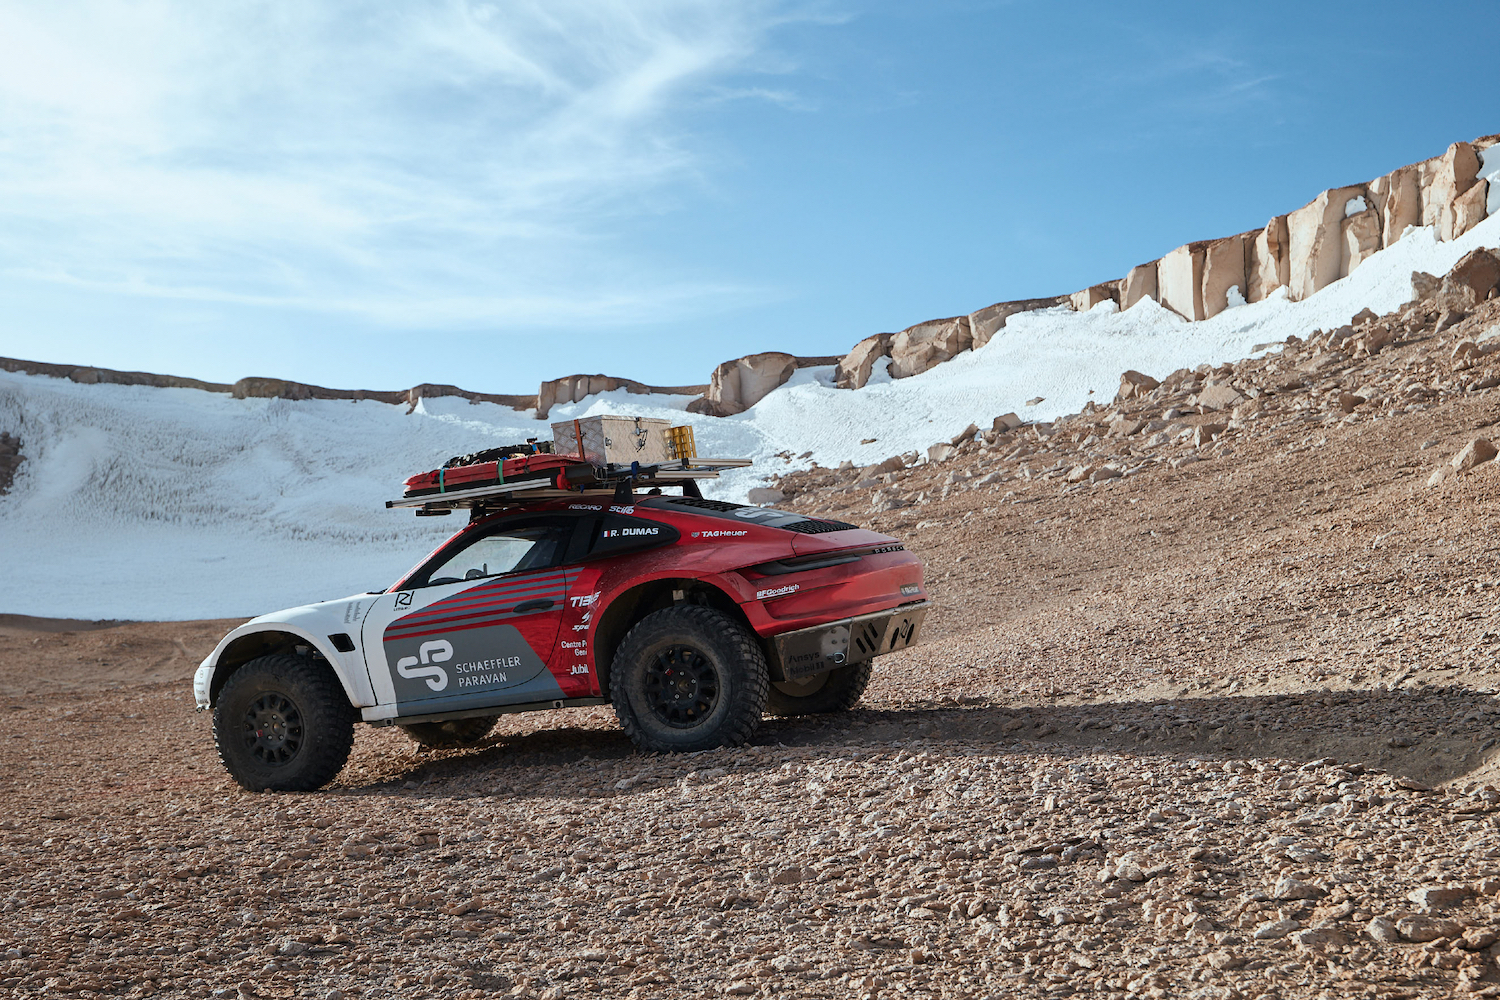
left=335, top=683, right=1496, bottom=797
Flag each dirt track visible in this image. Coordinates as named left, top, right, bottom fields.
left=10, top=297, right=1500, bottom=998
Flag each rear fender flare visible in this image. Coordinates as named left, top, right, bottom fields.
left=591, top=576, right=753, bottom=700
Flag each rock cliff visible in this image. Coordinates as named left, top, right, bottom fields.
left=7, top=135, right=1498, bottom=422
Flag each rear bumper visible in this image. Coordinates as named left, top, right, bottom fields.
left=765, top=602, right=929, bottom=682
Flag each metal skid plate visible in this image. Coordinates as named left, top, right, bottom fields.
left=776, top=623, right=853, bottom=681
left=769, top=603, right=928, bottom=682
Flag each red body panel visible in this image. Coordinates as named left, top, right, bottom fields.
left=384, top=496, right=927, bottom=696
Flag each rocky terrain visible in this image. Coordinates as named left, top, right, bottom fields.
left=12, top=258, right=1500, bottom=999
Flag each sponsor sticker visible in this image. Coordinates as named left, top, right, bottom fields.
left=609, top=504, right=635, bottom=514
left=395, top=639, right=453, bottom=691
left=568, top=503, right=604, bottom=511
left=570, top=592, right=600, bottom=609
left=901, top=584, right=921, bottom=596
left=756, top=584, right=800, bottom=600
left=692, top=529, right=748, bottom=539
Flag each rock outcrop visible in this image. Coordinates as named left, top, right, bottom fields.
left=2, top=357, right=237, bottom=395
left=536, top=375, right=707, bottom=420
left=1441, top=248, right=1500, bottom=308
left=836, top=296, right=1068, bottom=389
left=1069, top=283, right=1118, bottom=313
left=1376, top=165, right=1421, bottom=246
left=889, top=317, right=973, bottom=379
left=1423, top=141, right=1480, bottom=242
left=1201, top=234, right=1249, bottom=319
left=968, top=297, right=1068, bottom=348
left=1120, top=262, right=1158, bottom=310
left=835, top=334, right=895, bottom=390
left=686, top=353, right=840, bottom=416
left=1116, top=370, right=1160, bottom=403
left=1287, top=186, right=1365, bottom=302
left=1247, top=216, right=1289, bottom=303
left=1342, top=204, right=1382, bottom=276
left=1158, top=243, right=1208, bottom=321
left=688, top=352, right=797, bottom=417
left=2, top=356, right=547, bottom=414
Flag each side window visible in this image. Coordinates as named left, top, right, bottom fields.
left=420, top=523, right=569, bottom=587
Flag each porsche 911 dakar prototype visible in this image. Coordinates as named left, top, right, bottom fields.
left=193, top=420, right=929, bottom=792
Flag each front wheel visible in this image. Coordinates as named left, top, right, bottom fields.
left=213, top=654, right=356, bottom=792
left=399, top=716, right=498, bottom=749
left=764, top=661, right=873, bottom=716
left=612, top=606, right=769, bottom=752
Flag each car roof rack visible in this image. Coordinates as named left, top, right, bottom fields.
left=386, top=457, right=754, bottom=515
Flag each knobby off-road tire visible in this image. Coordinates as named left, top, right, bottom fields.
left=399, top=716, right=499, bottom=749
left=764, top=660, right=873, bottom=716
left=213, top=653, right=357, bottom=793
left=612, top=606, right=769, bottom=753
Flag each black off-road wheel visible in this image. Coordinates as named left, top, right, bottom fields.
left=213, top=654, right=357, bottom=793
left=764, top=660, right=873, bottom=716
left=612, top=606, right=769, bottom=753
left=399, top=716, right=499, bottom=749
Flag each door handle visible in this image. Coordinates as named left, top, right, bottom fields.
left=511, top=599, right=555, bottom=614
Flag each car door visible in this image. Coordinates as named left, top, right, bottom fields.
left=361, top=517, right=579, bottom=717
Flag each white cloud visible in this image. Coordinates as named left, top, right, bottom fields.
left=0, top=0, right=812, bottom=327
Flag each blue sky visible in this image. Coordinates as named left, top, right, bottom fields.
left=1, top=0, right=1497, bottom=395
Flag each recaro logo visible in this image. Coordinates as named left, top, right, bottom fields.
left=396, top=640, right=452, bottom=692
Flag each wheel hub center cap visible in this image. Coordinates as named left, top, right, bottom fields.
left=645, top=645, right=719, bottom=728
left=243, top=694, right=302, bottom=763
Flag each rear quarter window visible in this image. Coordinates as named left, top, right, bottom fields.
left=586, top=514, right=680, bottom=559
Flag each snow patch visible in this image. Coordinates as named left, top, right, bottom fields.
left=1345, top=195, right=1369, bottom=217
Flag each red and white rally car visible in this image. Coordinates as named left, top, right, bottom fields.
left=194, top=438, right=928, bottom=792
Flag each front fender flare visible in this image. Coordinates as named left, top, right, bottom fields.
left=194, top=623, right=375, bottom=710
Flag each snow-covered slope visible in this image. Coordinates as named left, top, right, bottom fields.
left=3, top=217, right=1498, bottom=620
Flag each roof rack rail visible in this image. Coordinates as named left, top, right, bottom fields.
left=386, top=457, right=753, bottom=513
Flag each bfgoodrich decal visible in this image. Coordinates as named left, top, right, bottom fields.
left=756, top=584, right=800, bottom=600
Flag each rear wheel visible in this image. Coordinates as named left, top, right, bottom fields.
left=612, top=606, right=768, bottom=752
left=764, top=661, right=873, bottom=716
left=399, top=716, right=498, bottom=749
left=213, top=654, right=356, bottom=792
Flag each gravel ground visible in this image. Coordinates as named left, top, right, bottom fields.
left=8, top=291, right=1500, bottom=998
